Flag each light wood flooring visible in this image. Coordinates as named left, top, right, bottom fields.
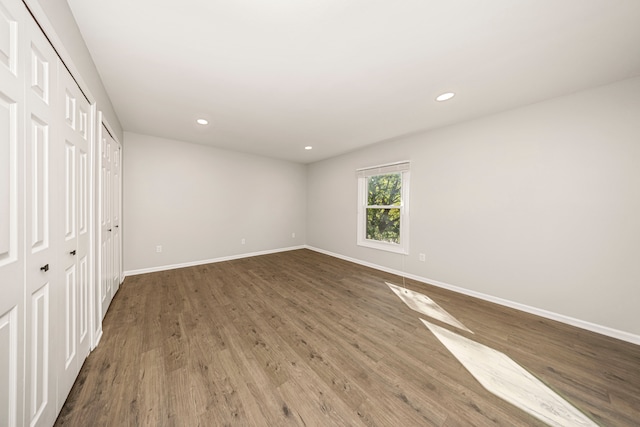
left=54, top=249, right=640, bottom=426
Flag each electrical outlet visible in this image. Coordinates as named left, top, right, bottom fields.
left=241, top=238, right=246, bottom=245
left=292, top=232, right=296, bottom=238
left=419, top=253, right=426, bottom=262
left=156, top=245, right=162, bottom=253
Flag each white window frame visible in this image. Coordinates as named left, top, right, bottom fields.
left=356, top=162, right=410, bottom=254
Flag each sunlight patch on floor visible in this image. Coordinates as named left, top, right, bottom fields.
left=421, top=319, right=599, bottom=427
left=386, top=282, right=473, bottom=333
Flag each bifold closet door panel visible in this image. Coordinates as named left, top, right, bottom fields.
left=56, top=61, right=92, bottom=407
left=99, top=124, right=114, bottom=319
left=112, top=144, right=121, bottom=294
left=0, top=0, right=26, bottom=425
left=24, top=14, right=60, bottom=427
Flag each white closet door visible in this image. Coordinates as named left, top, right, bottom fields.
left=56, top=61, right=92, bottom=408
left=99, top=123, right=113, bottom=318
left=24, top=14, right=59, bottom=427
left=2, top=0, right=101, bottom=424
left=0, top=0, right=25, bottom=425
left=112, top=143, right=121, bottom=294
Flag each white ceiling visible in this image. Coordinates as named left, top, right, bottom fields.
left=66, top=0, right=640, bottom=163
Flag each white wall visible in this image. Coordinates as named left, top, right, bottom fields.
left=307, top=76, right=640, bottom=338
left=123, top=132, right=306, bottom=273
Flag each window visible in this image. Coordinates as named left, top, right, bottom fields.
left=357, top=162, right=410, bottom=254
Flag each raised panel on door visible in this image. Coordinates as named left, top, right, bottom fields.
left=0, top=0, right=23, bottom=270
left=28, top=283, right=50, bottom=425
left=24, top=17, right=58, bottom=427
left=63, top=265, right=77, bottom=368
left=0, top=0, right=19, bottom=76
left=0, top=308, right=20, bottom=427
left=57, top=64, right=91, bottom=403
left=0, top=0, right=25, bottom=425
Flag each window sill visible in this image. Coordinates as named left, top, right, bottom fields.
left=357, top=239, right=408, bottom=255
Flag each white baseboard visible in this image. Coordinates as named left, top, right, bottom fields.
left=123, top=245, right=306, bottom=278
left=305, top=246, right=640, bottom=346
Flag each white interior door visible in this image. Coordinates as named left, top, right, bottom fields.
left=23, top=14, right=59, bottom=427
left=99, top=123, right=113, bottom=319
left=56, top=60, right=92, bottom=408
left=0, top=1, right=25, bottom=425
left=112, top=144, right=121, bottom=294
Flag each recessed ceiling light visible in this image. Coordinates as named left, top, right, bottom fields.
left=436, top=92, right=455, bottom=102
left=305, top=146, right=313, bottom=150
left=196, top=118, right=209, bottom=125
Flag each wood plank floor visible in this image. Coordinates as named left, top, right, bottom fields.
left=54, top=249, right=640, bottom=426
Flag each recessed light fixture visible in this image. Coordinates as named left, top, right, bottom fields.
left=436, top=92, right=455, bottom=102
left=305, top=146, right=313, bottom=150
left=196, top=118, right=209, bottom=125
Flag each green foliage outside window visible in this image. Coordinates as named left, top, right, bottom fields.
left=366, top=173, right=401, bottom=243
